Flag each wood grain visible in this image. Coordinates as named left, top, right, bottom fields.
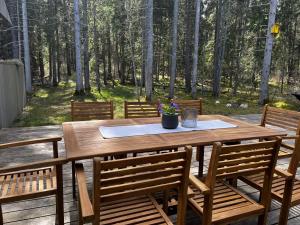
left=63, top=115, right=286, bottom=161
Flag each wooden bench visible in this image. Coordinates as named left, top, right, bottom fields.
left=260, top=105, right=300, bottom=158
left=71, top=100, right=114, bottom=121
left=75, top=146, right=192, bottom=225
left=239, top=135, right=300, bottom=225
left=124, top=101, right=160, bottom=118
left=0, top=137, right=65, bottom=225
left=188, top=139, right=281, bottom=225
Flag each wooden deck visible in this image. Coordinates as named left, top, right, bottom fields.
left=0, top=115, right=300, bottom=224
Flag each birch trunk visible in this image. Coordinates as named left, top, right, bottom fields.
left=169, top=0, right=179, bottom=98
left=191, top=0, right=201, bottom=99
left=144, top=0, right=153, bottom=101
left=22, top=0, right=31, bottom=93
left=74, top=0, right=83, bottom=93
left=259, top=0, right=278, bottom=105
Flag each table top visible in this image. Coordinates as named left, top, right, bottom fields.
left=62, top=115, right=286, bottom=161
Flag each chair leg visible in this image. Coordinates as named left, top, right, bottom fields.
left=78, top=198, right=83, bottom=225
left=197, top=146, right=205, bottom=178
left=162, top=190, right=169, bottom=213
left=278, top=179, right=293, bottom=225
left=0, top=204, right=3, bottom=225
left=72, top=161, right=76, bottom=199
left=257, top=213, right=268, bottom=225
left=56, top=166, right=64, bottom=225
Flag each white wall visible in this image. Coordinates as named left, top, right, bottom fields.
left=0, top=60, right=26, bottom=128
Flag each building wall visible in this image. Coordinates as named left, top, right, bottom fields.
left=0, top=60, right=26, bottom=128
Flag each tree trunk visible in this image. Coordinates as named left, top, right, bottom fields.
left=93, top=0, right=101, bottom=92
left=49, top=43, right=52, bottom=83
left=184, top=0, right=192, bottom=92
left=22, top=0, right=32, bottom=93
left=37, top=32, right=45, bottom=85
left=56, top=27, right=61, bottom=83
left=169, top=0, right=179, bottom=98
left=120, top=29, right=126, bottom=84
left=62, top=0, right=72, bottom=78
left=102, top=46, right=108, bottom=86
left=259, top=0, right=278, bottom=105
left=74, top=0, right=83, bottom=93
left=144, top=0, right=154, bottom=101
left=191, top=0, right=201, bottom=99
left=83, top=0, right=90, bottom=91
left=107, top=26, right=112, bottom=80
left=212, top=0, right=225, bottom=97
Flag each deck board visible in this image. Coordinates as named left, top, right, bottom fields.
left=0, top=114, right=299, bottom=224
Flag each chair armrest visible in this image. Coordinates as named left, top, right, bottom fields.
left=189, top=174, right=210, bottom=195
left=275, top=167, right=293, bottom=180
left=0, top=157, right=66, bottom=174
left=75, top=163, right=94, bottom=222
left=0, top=137, right=62, bottom=149
left=282, top=135, right=299, bottom=140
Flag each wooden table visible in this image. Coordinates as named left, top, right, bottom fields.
left=63, top=115, right=286, bottom=197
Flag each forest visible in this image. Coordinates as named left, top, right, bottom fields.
left=1, top=0, right=300, bottom=107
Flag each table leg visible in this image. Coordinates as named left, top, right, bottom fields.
left=72, top=161, right=76, bottom=199
left=197, top=146, right=205, bottom=178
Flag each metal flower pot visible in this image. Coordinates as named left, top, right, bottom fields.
left=162, top=114, right=179, bottom=129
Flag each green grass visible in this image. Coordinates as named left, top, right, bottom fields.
left=13, top=80, right=299, bottom=127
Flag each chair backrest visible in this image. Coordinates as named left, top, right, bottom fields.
left=92, top=147, right=192, bottom=223
left=261, top=105, right=300, bottom=133
left=287, top=135, right=300, bottom=175
left=206, top=139, right=281, bottom=204
left=124, top=101, right=160, bottom=118
left=173, top=99, right=203, bottom=115
left=71, top=100, right=114, bottom=121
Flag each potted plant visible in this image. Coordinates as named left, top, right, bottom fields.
left=158, top=100, right=179, bottom=129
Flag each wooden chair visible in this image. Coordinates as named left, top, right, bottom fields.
left=260, top=105, right=300, bottom=158
left=0, top=137, right=65, bottom=225
left=173, top=99, right=205, bottom=177
left=173, top=99, right=203, bottom=115
left=188, top=139, right=281, bottom=225
left=124, top=101, right=160, bottom=118
left=75, top=146, right=192, bottom=225
left=71, top=100, right=114, bottom=121
left=71, top=100, right=114, bottom=198
left=239, top=135, right=300, bottom=225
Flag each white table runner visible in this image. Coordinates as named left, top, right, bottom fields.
left=99, top=119, right=237, bottom=139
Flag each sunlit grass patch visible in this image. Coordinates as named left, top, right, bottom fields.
left=12, top=81, right=299, bottom=127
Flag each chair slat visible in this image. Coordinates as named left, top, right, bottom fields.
left=101, top=160, right=185, bottom=179
left=173, top=99, right=203, bottom=115
left=125, top=101, right=159, bottom=119
left=101, top=182, right=180, bottom=203
left=262, top=106, right=300, bottom=131
left=218, top=148, right=273, bottom=161
left=71, top=100, right=114, bottom=121
left=101, top=151, right=186, bottom=170
left=9, top=174, right=18, bottom=196
left=101, top=167, right=183, bottom=187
